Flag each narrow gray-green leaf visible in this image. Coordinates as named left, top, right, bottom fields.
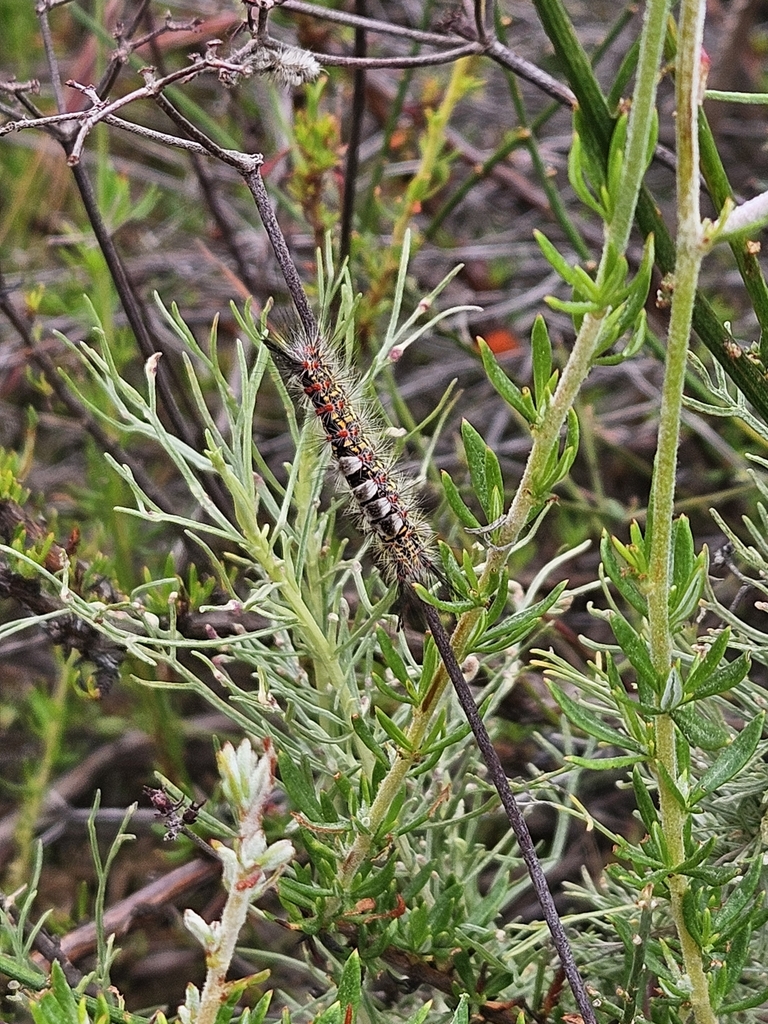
left=549, top=683, right=641, bottom=749
left=691, top=713, right=765, bottom=804
left=671, top=703, right=729, bottom=752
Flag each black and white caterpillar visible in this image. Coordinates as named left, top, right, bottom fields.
left=266, top=322, right=438, bottom=592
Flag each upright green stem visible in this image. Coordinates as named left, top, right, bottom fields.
left=646, top=2, right=703, bottom=696
left=6, top=657, right=70, bottom=891
left=607, top=0, right=667, bottom=252
left=196, top=884, right=253, bottom=1024
left=365, top=57, right=477, bottom=315
left=646, top=1, right=717, bottom=1022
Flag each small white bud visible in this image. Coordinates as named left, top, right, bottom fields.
left=183, top=909, right=219, bottom=952
left=145, top=352, right=162, bottom=376
left=178, top=982, right=200, bottom=1024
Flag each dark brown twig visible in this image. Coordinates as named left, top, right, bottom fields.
left=0, top=264, right=167, bottom=511
left=58, top=858, right=221, bottom=964
left=316, top=44, right=480, bottom=69
left=420, top=601, right=597, bottom=1024
left=242, top=165, right=318, bottom=339
left=236, top=137, right=593, bottom=1023
left=340, top=0, right=367, bottom=264
left=189, top=151, right=265, bottom=296
left=23, top=10, right=235, bottom=519
left=64, top=159, right=195, bottom=435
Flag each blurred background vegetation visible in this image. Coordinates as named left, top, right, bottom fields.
left=3, top=0, right=768, bottom=1016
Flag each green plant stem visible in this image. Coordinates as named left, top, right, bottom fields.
left=340, top=748, right=413, bottom=877
left=7, top=657, right=70, bottom=892
left=366, top=56, right=476, bottom=313
left=449, top=0, right=666, bottom=655
left=88, top=794, right=135, bottom=988
left=645, top=261, right=698, bottom=672
left=606, top=0, right=670, bottom=255
left=495, top=314, right=606, bottom=552
left=663, top=13, right=768, bottom=359
left=505, top=77, right=589, bottom=260
left=489, top=0, right=670, bottom=562
left=646, top=0, right=702, bottom=689
left=646, top=0, right=717, bottom=1021
left=212, top=444, right=349, bottom=698
left=197, top=885, right=253, bottom=1024
left=271, top=566, right=348, bottom=697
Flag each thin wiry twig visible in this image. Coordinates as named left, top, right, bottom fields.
left=340, top=0, right=368, bottom=264
left=65, top=144, right=234, bottom=517
left=65, top=159, right=187, bottom=426
left=317, top=44, right=480, bottom=69
left=64, top=69, right=203, bottom=163
left=280, top=0, right=467, bottom=47
left=189, top=150, right=265, bottom=297
left=420, top=602, right=597, bottom=1024
left=242, top=165, right=318, bottom=339
left=5, top=30, right=234, bottom=520
left=118, top=15, right=203, bottom=58
left=0, top=110, right=81, bottom=135
left=36, top=1, right=67, bottom=113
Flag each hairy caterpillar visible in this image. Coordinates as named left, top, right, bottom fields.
left=266, top=322, right=438, bottom=594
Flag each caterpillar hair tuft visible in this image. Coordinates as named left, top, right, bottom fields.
left=266, top=320, right=439, bottom=595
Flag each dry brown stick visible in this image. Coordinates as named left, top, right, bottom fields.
left=55, top=858, right=222, bottom=964
left=0, top=731, right=155, bottom=864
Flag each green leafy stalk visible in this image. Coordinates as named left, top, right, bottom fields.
left=6, top=656, right=71, bottom=892
left=646, top=2, right=718, bottom=1021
